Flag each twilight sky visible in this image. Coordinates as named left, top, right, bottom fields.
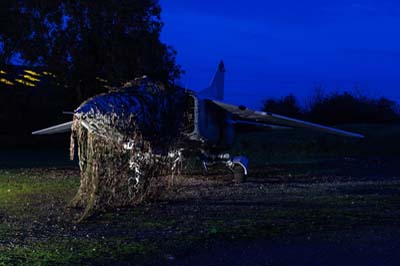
left=159, top=0, right=400, bottom=109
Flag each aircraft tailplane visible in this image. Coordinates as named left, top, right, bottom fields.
left=199, top=60, right=225, bottom=100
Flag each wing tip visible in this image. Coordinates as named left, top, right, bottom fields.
left=31, top=121, right=73, bottom=135
left=353, top=133, right=365, bottom=139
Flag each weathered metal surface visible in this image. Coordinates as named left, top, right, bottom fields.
left=69, top=78, right=187, bottom=222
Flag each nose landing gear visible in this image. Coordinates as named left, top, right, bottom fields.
left=200, top=151, right=249, bottom=183
left=227, top=156, right=249, bottom=183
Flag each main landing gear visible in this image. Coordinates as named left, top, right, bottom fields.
left=200, top=151, right=249, bottom=183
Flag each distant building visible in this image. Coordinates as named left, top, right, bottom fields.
left=0, top=66, right=69, bottom=141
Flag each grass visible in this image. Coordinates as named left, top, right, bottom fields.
left=0, top=239, right=156, bottom=266
left=195, top=196, right=399, bottom=242
left=230, top=123, right=400, bottom=165
left=0, top=123, right=399, bottom=265
left=0, top=168, right=399, bottom=265
left=0, top=169, right=79, bottom=216
left=0, top=169, right=161, bottom=266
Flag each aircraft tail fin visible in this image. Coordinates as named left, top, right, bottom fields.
left=199, top=60, right=225, bottom=100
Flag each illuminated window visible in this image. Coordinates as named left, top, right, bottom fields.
left=0, top=70, right=6, bottom=75
left=24, top=70, right=41, bottom=77
left=42, top=71, right=57, bottom=78
left=0, top=78, right=14, bottom=86
left=21, top=74, right=40, bottom=82
left=15, top=79, right=36, bottom=87
left=96, top=77, right=108, bottom=83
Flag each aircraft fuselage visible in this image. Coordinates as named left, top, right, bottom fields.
left=184, top=93, right=236, bottom=151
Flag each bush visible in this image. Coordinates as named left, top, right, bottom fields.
left=262, top=94, right=302, bottom=118
left=262, top=90, right=400, bottom=125
left=306, top=91, right=400, bottom=125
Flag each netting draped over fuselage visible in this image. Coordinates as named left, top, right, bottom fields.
left=69, top=78, right=187, bottom=222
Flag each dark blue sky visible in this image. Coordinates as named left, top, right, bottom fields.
left=159, top=0, right=400, bottom=109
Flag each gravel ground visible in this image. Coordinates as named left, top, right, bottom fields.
left=168, top=226, right=400, bottom=266
left=1, top=158, right=399, bottom=265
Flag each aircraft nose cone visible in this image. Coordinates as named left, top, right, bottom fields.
left=75, top=91, right=141, bottom=117
left=74, top=91, right=144, bottom=135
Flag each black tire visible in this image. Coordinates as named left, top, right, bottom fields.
left=233, top=165, right=246, bottom=183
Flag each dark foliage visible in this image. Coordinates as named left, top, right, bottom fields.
left=262, top=91, right=400, bottom=124
left=0, top=0, right=182, bottom=105
left=262, top=94, right=302, bottom=118
left=307, top=91, right=400, bottom=125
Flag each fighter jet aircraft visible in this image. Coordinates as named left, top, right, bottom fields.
left=33, top=61, right=363, bottom=182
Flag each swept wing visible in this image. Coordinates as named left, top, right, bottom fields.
left=212, top=100, right=364, bottom=138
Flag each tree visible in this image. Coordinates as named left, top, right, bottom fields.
left=262, top=94, right=302, bottom=118
left=0, top=0, right=182, bottom=105
left=307, top=91, right=400, bottom=124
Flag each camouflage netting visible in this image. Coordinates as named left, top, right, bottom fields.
left=68, top=78, right=187, bottom=222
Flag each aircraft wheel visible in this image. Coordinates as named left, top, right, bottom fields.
left=233, top=165, right=246, bottom=183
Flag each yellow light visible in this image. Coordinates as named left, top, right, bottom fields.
left=42, top=71, right=57, bottom=78
left=0, top=70, right=6, bottom=74
left=22, top=74, right=40, bottom=82
left=96, top=77, right=108, bottom=83
left=15, top=79, right=36, bottom=87
left=24, top=70, right=41, bottom=77
left=0, top=78, right=14, bottom=86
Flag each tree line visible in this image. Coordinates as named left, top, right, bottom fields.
left=262, top=89, right=400, bottom=125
